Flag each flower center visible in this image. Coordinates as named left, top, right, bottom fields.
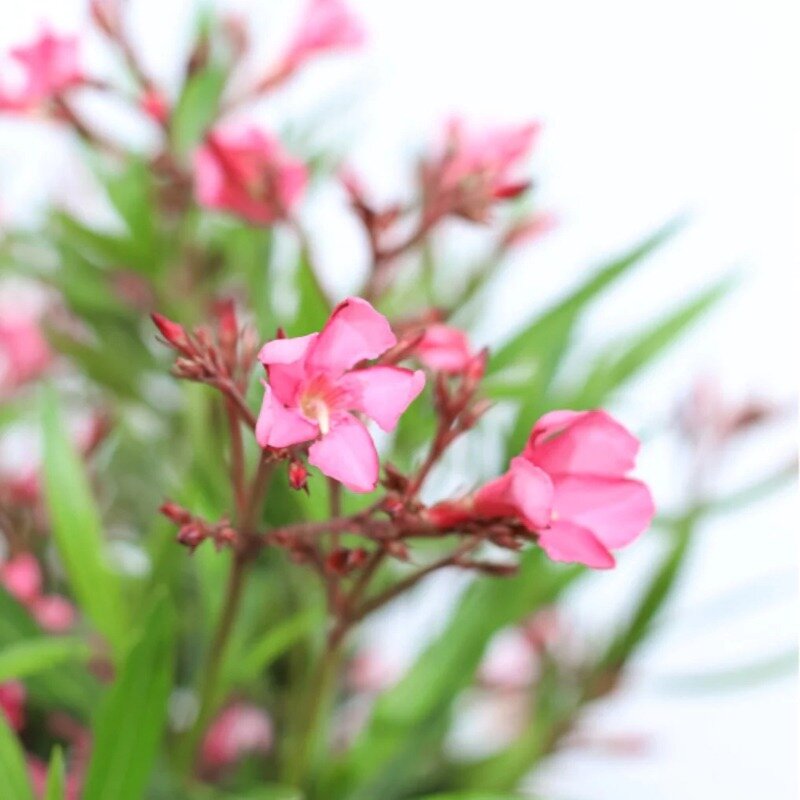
left=299, top=375, right=351, bottom=435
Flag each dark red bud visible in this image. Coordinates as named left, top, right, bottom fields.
left=288, top=460, right=309, bottom=492
left=426, top=500, right=473, bottom=529
left=152, top=313, right=190, bottom=352
left=160, top=500, right=192, bottom=524
left=492, top=180, right=531, bottom=200
left=177, top=522, right=206, bottom=550
left=325, top=548, right=369, bottom=575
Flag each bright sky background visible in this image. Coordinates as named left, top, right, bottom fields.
left=1, top=1, right=798, bottom=798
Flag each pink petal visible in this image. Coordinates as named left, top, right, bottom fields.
left=413, top=324, right=473, bottom=373
left=258, top=333, right=317, bottom=404
left=256, top=383, right=318, bottom=448
left=201, top=703, right=273, bottom=770
left=30, top=595, right=75, bottom=632
left=0, top=553, right=42, bottom=604
left=306, top=297, right=396, bottom=376
left=341, top=366, right=425, bottom=431
left=474, top=457, right=553, bottom=530
left=537, top=520, right=615, bottom=569
left=552, top=475, right=655, bottom=549
left=524, top=409, right=640, bottom=477
left=308, top=414, right=378, bottom=492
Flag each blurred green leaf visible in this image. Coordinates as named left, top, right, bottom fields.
left=0, top=713, right=35, bottom=800
left=171, top=65, right=227, bottom=157
left=42, top=387, right=129, bottom=658
left=0, top=588, right=97, bottom=715
left=201, top=787, right=304, bottom=800
left=0, top=638, right=90, bottom=682
left=323, top=550, right=582, bottom=800
left=291, top=251, right=331, bottom=334
left=572, top=276, right=733, bottom=407
left=600, top=513, right=694, bottom=672
left=417, top=795, right=525, bottom=800
left=234, top=607, right=323, bottom=684
left=44, top=747, right=66, bottom=800
left=82, top=593, right=176, bottom=800
left=659, top=649, right=798, bottom=693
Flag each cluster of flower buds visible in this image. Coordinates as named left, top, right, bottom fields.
left=151, top=301, right=258, bottom=399
left=159, top=501, right=237, bottom=553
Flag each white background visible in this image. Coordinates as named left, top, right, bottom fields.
left=1, top=1, right=797, bottom=798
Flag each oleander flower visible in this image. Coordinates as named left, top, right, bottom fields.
left=201, top=703, right=273, bottom=770
left=522, top=410, right=655, bottom=568
left=0, top=28, right=83, bottom=111
left=412, top=324, right=474, bottom=374
left=257, top=297, right=425, bottom=492
left=281, top=0, right=365, bottom=73
left=0, top=299, right=52, bottom=396
left=0, top=681, right=25, bottom=730
left=194, top=126, right=307, bottom=224
left=427, top=118, right=540, bottom=221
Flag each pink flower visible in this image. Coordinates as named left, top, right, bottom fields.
left=257, top=298, right=425, bottom=492
left=0, top=553, right=76, bottom=632
left=0, top=553, right=42, bottom=605
left=0, top=308, right=52, bottom=396
left=412, top=324, right=474, bottom=374
left=0, top=28, right=83, bottom=112
left=473, top=456, right=553, bottom=530
left=281, top=0, right=365, bottom=73
left=0, top=681, right=26, bottom=731
left=427, top=119, right=540, bottom=222
left=201, top=703, right=273, bottom=770
left=522, top=410, right=655, bottom=569
left=194, top=126, right=308, bottom=224
left=139, top=88, right=169, bottom=124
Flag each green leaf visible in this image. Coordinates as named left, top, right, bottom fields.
left=82, top=593, right=176, bottom=800
left=234, top=607, right=323, bottom=684
left=44, top=747, right=66, bottom=800
left=323, top=550, right=582, bottom=800
left=0, top=588, right=97, bottom=716
left=41, top=387, right=129, bottom=657
left=417, top=794, right=526, bottom=800
left=659, top=649, right=798, bottom=693
left=171, top=65, right=227, bottom=157
left=600, top=513, right=695, bottom=672
left=572, top=276, right=733, bottom=407
left=485, top=221, right=683, bottom=456
left=200, top=787, right=304, bottom=800
left=0, top=713, right=35, bottom=800
left=291, top=251, right=331, bottom=333
left=0, top=638, right=91, bottom=682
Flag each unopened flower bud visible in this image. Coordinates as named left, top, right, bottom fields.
left=177, top=522, right=206, bottom=551
left=426, top=500, right=473, bottom=529
left=288, top=460, right=309, bottom=492
left=160, top=500, right=192, bottom=524
left=325, top=547, right=369, bottom=575
left=151, top=312, right=191, bottom=353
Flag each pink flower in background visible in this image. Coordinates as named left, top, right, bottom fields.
left=257, top=298, right=425, bottom=492
left=473, top=456, right=553, bottom=531
left=522, top=410, right=655, bottom=569
left=194, top=126, right=308, bottom=223
left=201, top=703, right=273, bottom=770
left=139, top=88, right=169, bottom=124
left=0, top=28, right=83, bottom=111
left=1, top=553, right=76, bottom=632
left=0, top=681, right=26, bottom=730
left=0, top=306, right=52, bottom=396
left=412, top=324, right=474, bottom=374
left=281, top=0, right=365, bottom=73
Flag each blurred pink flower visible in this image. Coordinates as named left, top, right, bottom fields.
left=0, top=553, right=76, bottom=632
left=0, top=28, right=83, bottom=111
left=522, top=410, right=655, bottom=569
left=201, top=703, right=273, bottom=770
left=412, top=324, right=474, bottom=374
left=0, top=681, right=26, bottom=730
left=194, top=126, right=307, bottom=223
left=282, top=0, right=365, bottom=73
left=139, top=87, right=169, bottom=124
left=428, top=118, right=540, bottom=222
left=0, top=307, right=52, bottom=396
left=257, top=297, right=424, bottom=492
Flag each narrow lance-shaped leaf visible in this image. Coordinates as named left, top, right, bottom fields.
left=42, top=388, right=129, bottom=658
left=82, top=592, right=176, bottom=800
left=44, top=746, right=66, bottom=800
left=0, top=638, right=91, bottom=683
left=0, top=713, right=35, bottom=800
